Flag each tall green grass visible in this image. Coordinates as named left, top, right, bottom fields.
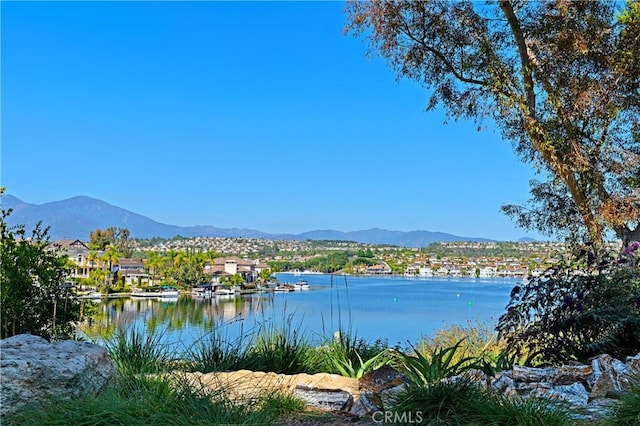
left=247, top=311, right=313, bottom=374
left=3, top=374, right=302, bottom=426
left=186, top=303, right=320, bottom=374
left=315, top=273, right=396, bottom=378
left=187, top=321, right=250, bottom=372
left=391, top=379, right=572, bottom=426
left=606, top=374, right=640, bottom=426
left=105, top=326, right=172, bottom=374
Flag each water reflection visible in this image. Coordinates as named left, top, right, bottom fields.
left=79, top=274, right=516, bottom=351
left=80, top=294, right=274, bottom=343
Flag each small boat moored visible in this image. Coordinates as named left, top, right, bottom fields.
left=131, top=285, right=180, bottom=298
left=158, top=285, right=179, bottom=297
left=293, top=279, right=310, bottom=291
left=191, top=283, right=213, bottom=298
left=79, top=291, right=104, bottom=300
left=273, top=284, right=295, bottom=292
left=214, top=287, right=236, bottom=296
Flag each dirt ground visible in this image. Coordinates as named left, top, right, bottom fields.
left=275, top=408, right=378, bottom=425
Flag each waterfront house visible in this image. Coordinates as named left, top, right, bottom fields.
left=404, top=264, right=420, bottom=276
left=48, top=239, right=97, bottom=280
left=365, top=262, right=392, bottom=274
left=418, top=267, right=434, bottom=277
left=116, top=258, right=148, bottom=286
left=498, top=267, right=528, bottom=278
left=478, top=266, right=498, bottom=277
left=204, top=256, right=269, bottom=282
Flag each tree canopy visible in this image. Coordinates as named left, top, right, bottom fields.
left=346, top=0, right=639, bottom=247
left=89, top=227, right=133, bottom=256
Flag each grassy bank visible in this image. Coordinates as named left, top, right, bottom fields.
left=6, top=322, right=630, bottom=426
left=6, top=282, right=640, bottom=425
left=4, top=373, right=305, bottom=426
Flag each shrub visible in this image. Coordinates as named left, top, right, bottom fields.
left=0, top=196, right=80, bottom=340
left=391, top=340, right=476, bottom=385
left=496, top=245, right=640, bottom=365
left=417, top=320, right=506, bottom=363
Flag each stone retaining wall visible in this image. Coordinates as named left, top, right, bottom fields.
left=184, top=353, right=640, bottom=422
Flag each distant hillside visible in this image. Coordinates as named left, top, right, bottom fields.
left=2, top=195, right=187, bottom=241
left=2, top=194, right=503, bottom=247
left=517, top=236, right=538, bottom=243
left=295, top=228, right=493, bottom=246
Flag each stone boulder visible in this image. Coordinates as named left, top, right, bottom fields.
left=352, top=365, right=410, bottom=416
left=183, top=370, right=360, bottom=411
left=452, top=352, right=640, bottom=422
left=182, top=367, right=412, bottom=416
left=0, top=334, right=116, bottom=417
left=182, top=355, right=640, bottom=423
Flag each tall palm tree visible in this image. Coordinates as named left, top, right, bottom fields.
left=145, top=252, right=164, bottom=286
left=172, top=251, right=189, bottom=269
left=100, top=245, right=122, bottom=287
left=87, top=250, right=100, bottom=269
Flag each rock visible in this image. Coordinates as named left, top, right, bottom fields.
left=444, top=368, right=489, bottom=387
left=294, top=385, right=353, bottom=411
left=512, top=365, right=554, bottom=382
left=358, top=365, right=409, bottom=393
left=571, top=398, right=619, bottom=422
left=491, top=372, right=517, bottom=396
left=589, top=354, right=623, bottom=399
left=180, top=354, right=640, bottom=421
left=530, top=382, right=590, bottom=407
left=551, top=364, right=592, bottom=387
left=377, top=382, right=409, bottom=410
left=351, top=365, right=410, bottom=415
left=0, top=334, right=116, bottom=417
left=621, top=353, right=640, bottom=384
left=349, top=391, right=382, bottom=417
left=605, top=389, right=626, bottom=399
left=183, top=370, right=360, bottom=411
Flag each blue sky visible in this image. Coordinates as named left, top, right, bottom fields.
left=1, top=1, right=544, bottom=241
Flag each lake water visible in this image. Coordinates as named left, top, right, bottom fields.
left=80, top=273, right=517, bottom=353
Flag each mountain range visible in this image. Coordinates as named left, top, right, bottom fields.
left=1, top=194, right=518, bottom=247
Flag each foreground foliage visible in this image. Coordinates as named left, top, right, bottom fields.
left=417, top=321, right=507, bottom=364
left=392, top=340, right=475, bottom=385
left=321, top=335, right=392, bottom=379
left=497, top=246, right=640, bottom=364
left=0, top=189, right=80, bottom=340
left=13, top=318, right=640, bottom=425
left=391, top=380, right=572, bottom=426
left=105, top=327, right=173, bottom=375
left=606, top=374, right=640, bottom=426
left=3, top=373, right=302, bottom=426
